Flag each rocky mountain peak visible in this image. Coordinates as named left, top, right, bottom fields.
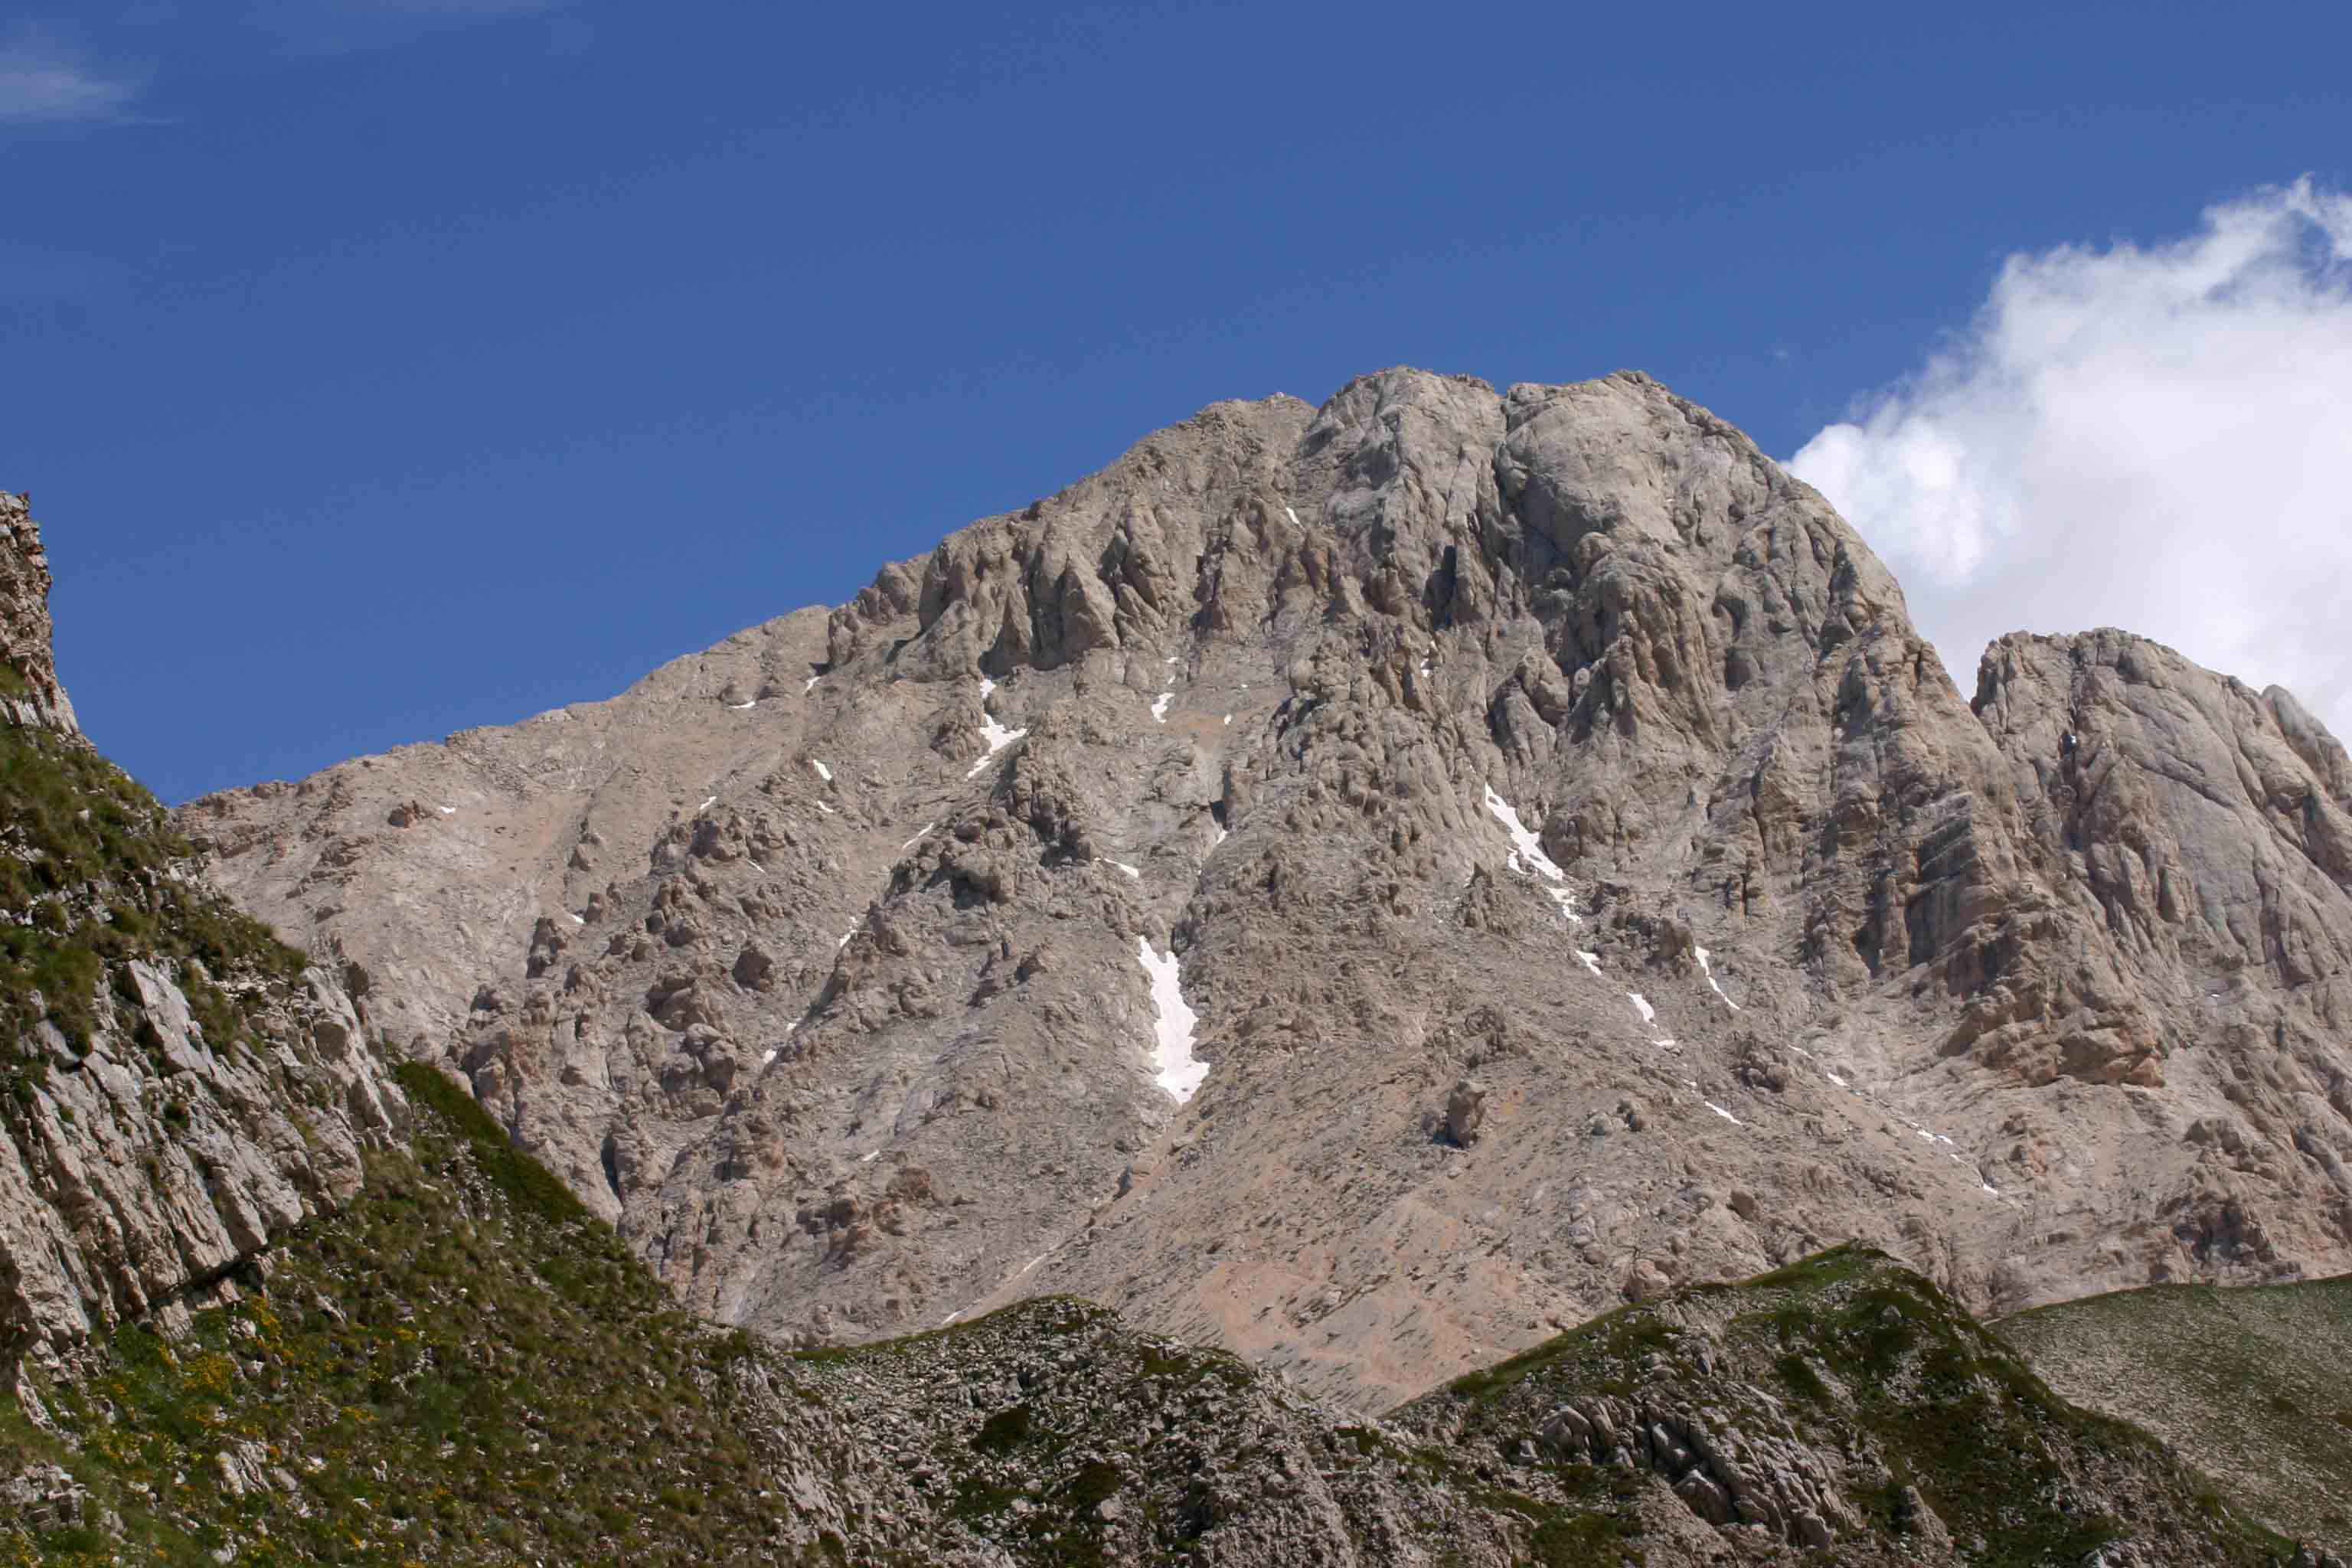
left=178, top=368, right=2352, bottom=1413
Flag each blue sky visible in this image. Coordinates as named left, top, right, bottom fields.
left=5, top=2, right=2349, bottom=802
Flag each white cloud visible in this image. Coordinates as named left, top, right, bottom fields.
left=1790, top=178, right=2352, bottom=735
left=0, top=28, right=139, bottom=125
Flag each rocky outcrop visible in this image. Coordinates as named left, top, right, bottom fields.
left=178, top=368, right=2352, bottom=1411
left=0, top=502, right=403, bottom=1362
left=1399, top=1245, right=2285, bottom=1566
left=0, top=494, right=76, bottom=733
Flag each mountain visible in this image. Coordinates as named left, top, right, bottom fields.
left=178, top=369, right=2352, bottom=1416
left=4, top=479, right=2348, bottom=1563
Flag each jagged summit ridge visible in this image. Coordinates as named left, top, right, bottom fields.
left=180, top=368, right=2352, bottom=1410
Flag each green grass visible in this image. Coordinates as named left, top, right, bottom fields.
left=2002, top=1273, right=2352, bottom=1548
left=1405, top=1243, right=2293, bottom=1568
left=0, top=1080, right=849, bottom=1567
left=0, top=724, right=306, bottom=1076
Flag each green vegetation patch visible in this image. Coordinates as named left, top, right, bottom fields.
left=2002, top=1273, right=2352, bottom=1550
left=0, top=1080, right=846, bottom=1567
left=0, top=724, right=306, bottom=1083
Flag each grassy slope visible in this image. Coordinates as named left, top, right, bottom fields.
left=0, top=723, right=309, bottom=1089
left=1411, top=1243, right=2296, bottom=1567
left=0, top=1062, right=833, bottom=1568
left=2001, top=1275, right=2352, bottom=1550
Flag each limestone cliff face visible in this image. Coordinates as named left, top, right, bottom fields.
left=0, top=501, right=403, bottom=1361
left=1971, top=629, right=2352, bottom=1305
left=179, top=370, right=2352, bottom=1410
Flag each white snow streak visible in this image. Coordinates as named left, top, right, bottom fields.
left=697, top=795, right=717, bottom=812
left=1284, top=506, right=1302, bottom=528
left=437, top=805, right=456, bottom=815
left=761, top=1047, right=779, bottom=1067
left=1627, top=992, right=1656, bottom=1024
left=901, top=822, right=936, bottom=851
left=837, top=931, right=854, bottom=949
left=969, top=681, right=1029, bottom=777
left=1481, top=787, right=1564, bottom=878
left=1576, top=950, right=1603, bottom=978
left=569, top=913, right=585, bottom=926
left=1222, top=714, right=1231, bottom=725
left=1704, top=1101, right=1745, bottom=1126
left=816, top=802, right=835, bottom=815
left=811, top=760, right=832, bottom=782
left=727, top=700, right=757, bottom=710
left=1152, top=692, right=1172, bottom=723
left=1694, top=946, right=1742, bottom=1011
left=1826, top=1071, right=1849, bottom=1088
left=1098, top=858, right=1142, bottom=880
left=1210, top=822, right=1227, bottom=848
left=804, top=676, right=821, bottom=694
left=1137, top=937, right=1207, bottom=1102
left=1481, top=786, right=1583, bottom=923
left=861, top=1150, right=881, bottom=1164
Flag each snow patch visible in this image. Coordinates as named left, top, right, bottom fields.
left=1481, top=786, right=1581, bottom=922
left=901, top=822, right=936, bottom=851
left=1627, top=992, right=1656, bottom=1025
left=1284, top=506, right=1302, bottom=528
left=803, top=676, right=821, bottom=694
left=761, top=1047, right=779, bottom=1067
left=437, top=805, right=456, bottom=815
left=836, top=931, right=854, bottom=949
left=969, top=681, right=1028, bottom=777
left=1152, top=692, right=1171, bottom=723
left=727, top=700, right=757, bottom=710
left=810, top=760, right=832, bottom=782
left=569, top=914, right=585, bottom=926
left=1138, top=938, right=1207, bottom=1102
left=860, top=1150, right=880, bottom=1164
left=1098, top=858, right=1142, bottom=880
left=1576, top=950, right=1603, bottom=978
left=1826, top=1071, right=1849, bottom=1088
left=816, top=802, right=835, bottom=815
left=1694, top=947, right=1741, bottom=1011
left=1222, top=714, right=1231, bottom=725
left=1210, top=822, right=1227, bottom=848
left=697, top=796, right=717, bottom=812
left=1704, top=1101, right=1745, bottom=1126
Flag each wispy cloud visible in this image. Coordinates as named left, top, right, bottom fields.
left=1789, top=178, right=2352, bottom=734
left=0, top=27, right=141, bottom=126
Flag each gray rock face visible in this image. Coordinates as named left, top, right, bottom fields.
left=0, top=957, right=403, bottom=1354
left=180, top=368, right=2352, bottom=1411
left=0, top=493, right=77, bottom=733
left=1970, top=629, right=2352, bottom=1308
